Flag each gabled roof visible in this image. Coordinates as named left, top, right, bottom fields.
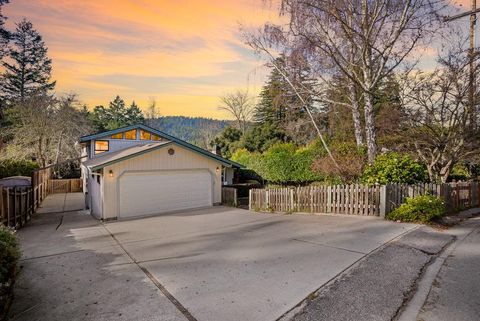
left=83, top=141, right=172, bottom=171
left=79, top=124, right=243, bottom=169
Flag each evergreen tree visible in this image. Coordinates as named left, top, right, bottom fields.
left=90, top=96, right=145, bottom=131
left=106, top=95, right=127, bottom=129
left=254, top=56, right=289, bottom=124
left=1, top=19, right=55, bottom=103
left=127, top=101, right=145, bottom=124
left=254, top=55, right=316, bottom=127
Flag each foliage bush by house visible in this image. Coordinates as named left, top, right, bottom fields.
left=362, top=152, right=428, bottom=185
left=0, top=159, right=38, bottom=179
left=231, top=142, right=323, bottom=185
left=0, top=225, right=21, bottom=319
left=386, top=194, right=445, bottom=223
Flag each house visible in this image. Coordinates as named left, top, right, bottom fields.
left=79, top=124, right=242, bottom=220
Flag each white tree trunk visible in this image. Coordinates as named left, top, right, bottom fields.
left=348, top=80, right=364, bottom=146
left=363, top=92, right=377, bottom=163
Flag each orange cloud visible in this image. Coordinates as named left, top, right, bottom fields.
left=4, top=0, right=280, bottom=118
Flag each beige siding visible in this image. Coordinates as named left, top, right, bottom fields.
left=102, top=143, right=222, bottom=219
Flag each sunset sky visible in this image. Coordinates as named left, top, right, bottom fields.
left=2, top=0, right=473, bottom=119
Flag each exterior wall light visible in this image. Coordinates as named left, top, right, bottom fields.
left=109, top=170, right=113, bottom=177
left=216, top=167, right=220, bottom=173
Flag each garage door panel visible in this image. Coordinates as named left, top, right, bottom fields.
left=119, top=170, right=212, bottom=218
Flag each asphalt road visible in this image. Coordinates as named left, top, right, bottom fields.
left=291, top=227, right=454, bottom=321
left=417, top=217, right=480, bottom=321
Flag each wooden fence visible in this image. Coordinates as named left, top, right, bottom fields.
left=0, top=187, right=35, bottom=229
left=250, top=185, right=381, bottom=216
left=249, top=182, right=480, bottom=217
left=385, top=182, right=480, bottom=213
left=31, top=167, right=51, bottom=209
left=49, top=178, right=83, bottom=194
left=222, top=187, right=238, bottom=207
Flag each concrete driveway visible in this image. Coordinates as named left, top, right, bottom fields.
left=10, top=193, right=416, bottom=321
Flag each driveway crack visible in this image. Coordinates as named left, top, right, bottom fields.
left=292, top=238, right=367, bottom=255
left=102, top=224, right=198, bottom=321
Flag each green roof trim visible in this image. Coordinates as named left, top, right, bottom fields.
left=80, top=124, right=244, bottom=169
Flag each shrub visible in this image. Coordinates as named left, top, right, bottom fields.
left=362, top=152, right=428, bottom=185
left=448, top=163, right=471, bottom=182
left=0, top=225, right=21, bottom=285
left=387, top=194, right=445, bottom=223
left=312, top=142, right=367, bottom=183
left=0, top=159, right=39, bottom=179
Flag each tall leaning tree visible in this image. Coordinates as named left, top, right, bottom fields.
left=1, top=19, right=56, bottom=104
left=250, top=0, right=446, bottom=163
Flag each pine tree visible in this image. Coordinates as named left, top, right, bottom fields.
left=105, top=95, right=127, bottom=130
left=254, top=56, right=289, bottom=124
left=90, top=96, right=145, bottom=131
left=1, top=19, right=56, bottom=104
left=254, top=55, right=316, bottom=126
left=127, top=101, right=145, bottom=124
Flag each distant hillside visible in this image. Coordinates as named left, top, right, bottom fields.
left=147, top=116, right=232, bottom=148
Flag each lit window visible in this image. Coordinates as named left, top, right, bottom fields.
left=94, top=141, right=109, bottom=154
left=124, top=129, right=136, bottom=140
left=111, top=132, right=123, bottom=139
left=152, top=134, right=161, bottom=141
left=140, top=130, right=151, bottom=140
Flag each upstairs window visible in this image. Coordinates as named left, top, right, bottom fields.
left=94, top=140, right=109, bottom=154
left=111, top=132, right=123, bottom=139
left=152, top=134, right=161, bottom=141
left=140, top=130, right=151, bottom=140
left=124, top=129, right=137, bottom=140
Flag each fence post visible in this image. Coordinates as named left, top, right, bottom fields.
left=5, top=188, right=10, bottom=227
left=266, top=189, right=270, bottom=209
left=290, top=188, right=294, bottom=211
left=379, top=185, right=387, bottom=218
left=326, top=186, right=332, bottom=213
left=248, top=189, right=252, bottom=211
left=233, top=188, right=238, bottom=207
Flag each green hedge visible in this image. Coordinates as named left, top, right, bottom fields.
left=0, top=159, right=39, bottom=179
left=362, top=152, right=428, bottom=185
left=0, top=225, right=21, bottom=319
left=231, top=142, right=323, bottom=185
left=387, top=194, right=445, bottom=223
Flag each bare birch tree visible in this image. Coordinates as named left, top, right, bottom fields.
left=218, top=89, right=254, bottom=134
left=145, top=96, right=160, bottom=126
left=251, top=0, right=445, bottom=163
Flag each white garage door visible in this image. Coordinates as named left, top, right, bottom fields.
left=119, top=170, right=212, bottom=218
